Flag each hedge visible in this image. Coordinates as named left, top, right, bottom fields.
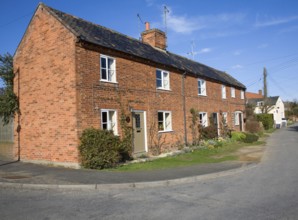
left=256, top=114, right=274, bottom=130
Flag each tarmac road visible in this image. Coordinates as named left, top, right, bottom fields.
left=1, top=124, right=298, bottom=220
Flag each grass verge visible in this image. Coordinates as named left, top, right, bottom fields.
left=109, top=141, right=265, bottom=172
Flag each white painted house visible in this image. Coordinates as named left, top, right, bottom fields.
left=248, top=96, right=285, bottom=127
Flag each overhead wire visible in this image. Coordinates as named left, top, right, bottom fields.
left=0, top=11, right=34, bottom=28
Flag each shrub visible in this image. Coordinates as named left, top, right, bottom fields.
left=246, top=119, right=263, bottom=133
left=199, top=125, right=218, bottom=140
left=256, top=114, right=274, bottom=130
left=79, top=128, right=121, bottom=169
left=231, top=131, right=246, bottom=142
left=119, top=113, right=133, bottom=162
left=243, top=133, right=259, bottom=143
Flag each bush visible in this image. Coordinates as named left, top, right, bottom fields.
left=256, top=114, right=274, bottom=130
left=79, top=128, right=121, bottom=169
left=246, top=119, right=263, bottom=133
left=231, top=131, right=246, bottom=142
left=199, top=125, right=218, bottom=140
left=243, top=133, right=259, bottom=143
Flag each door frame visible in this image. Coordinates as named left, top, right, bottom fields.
left=212, top=112, right=220, bottom=136
left=235, top=111, right=244, bottom=131
left=132, top=110, right=148, bottom=153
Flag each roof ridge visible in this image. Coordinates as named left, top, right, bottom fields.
left=39, top=3, right=246, bottom=89
left=42, top=3, right=144, bottom=47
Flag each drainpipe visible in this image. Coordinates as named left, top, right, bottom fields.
left=182, top=72, right=188, bottom=146
left=16, top=68, right=21, bottom=161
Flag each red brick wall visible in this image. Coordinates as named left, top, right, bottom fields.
left=141, top=29, right=167, bottom=50
left=14, top=5, right=246, bottom=165
left=13, top=5, right=79, bottom=166
left=75, top=43, right=245, bottom=153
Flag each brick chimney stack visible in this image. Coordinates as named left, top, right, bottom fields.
left=258, top=90, right=263, bottom=96
left=141, top=22, right=167, bottom=50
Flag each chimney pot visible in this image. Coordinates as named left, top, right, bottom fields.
left=258, top=89, right=262, bottom=95
left=145, top=22, right=150, bottom=31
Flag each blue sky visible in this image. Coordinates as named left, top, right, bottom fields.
left=0, top=0, right=298, bottom=101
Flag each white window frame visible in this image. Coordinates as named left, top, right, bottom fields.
left=234, top=112, right=240, bottom=126
left=199, top=112, right=208, bottom=127
left=101, top=109, right=118, bottom=135
left=241, top=90, right=245, bottom=99
left=222, top=85, right=226, bottom=99
left=158, top=111, right=172, bottom=132
left=198, top=79, right=207, bottom=96
left=222, top=112, right=228, bottom=125
left=100, top=55, right=116, bottom=83
left=231, top=87, right=235, bottom=98
left=156, top=69, right=170, bottom=90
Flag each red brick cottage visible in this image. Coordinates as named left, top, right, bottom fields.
left=13, top=3, right=246, bottom=167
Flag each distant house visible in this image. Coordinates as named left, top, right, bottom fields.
left=13, top=3, right=246, bottom=167
left=248, top=96, right=285, bottom=127
left=246, top=90, right=263, bottom=99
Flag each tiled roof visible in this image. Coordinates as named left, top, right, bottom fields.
left=42, top=3, right=246, bottom=89
left=246, top=91, right=263, bottom=99
left=248, top=96, right=279, bottom=106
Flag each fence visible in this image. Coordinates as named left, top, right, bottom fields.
left=0, top=117, right=14, bottom=160
left=0, top=117, right=14, bottom=143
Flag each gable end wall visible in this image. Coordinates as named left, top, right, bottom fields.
left=13, top=5, right=79, bottom=167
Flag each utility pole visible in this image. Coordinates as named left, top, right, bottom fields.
left=263, top=67, right=268, bottom=99
left=263, top=67, right=268, bottom=113
left=164, top=5, right=169, bottom=49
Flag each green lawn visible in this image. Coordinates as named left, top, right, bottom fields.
left=109, top=141, right=264, bottom=172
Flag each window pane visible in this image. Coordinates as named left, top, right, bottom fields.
left=108, top=58, right=114, bottom=70
left=163, top=79, right=168, bottom=87
left=165, top=113, right=171, bottom=130
left=198, top=80, right=202, bottom=94
left=102, top=112, right=107, bottom=123
left=108, top=70, right=112, bottom=81
left=156, top=79, right=162, bottom=88
left=158, top=112, right=164, bottom=131
left=156, top=70, right=162, bottom=87
left=158, top=112, right=163, bottom=121
left=101, top=69, right=107, bottom=80
left=156, top=70, right=161, bottom=79
left=163, top=72, right=169, bottom=89
left=102, top=111, right=107, bottom=129
left=101, top=57, right=106, bottom=68
left=109, top=111, right=115, bottom=129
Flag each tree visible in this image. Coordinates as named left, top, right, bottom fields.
left=0, top=53, right=19, bottom=124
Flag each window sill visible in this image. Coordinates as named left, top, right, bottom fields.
left=100, top=80, right=118, bottom=84
left=156, top=88, right=171, bottom=92
left=158, top=130, right=174, bottom=133
left=198, top=94, right=207, bottom=97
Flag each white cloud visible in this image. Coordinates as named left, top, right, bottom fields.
left=278, top=25, right=298, bottom=34
left=164, top=7, right=246, bottom=35
left=258, top=43, right=269, bottom=49
left=145, top=0, right=155, bottom=7
left=233, top=50, right=242, bottom=56
left=255, top=15, right=298, bottom=28
left=231, top=64, right=243, bottom=69
left=166, top=10, right=203, bottom=34
left=198, top=48, right=212, bottom=54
